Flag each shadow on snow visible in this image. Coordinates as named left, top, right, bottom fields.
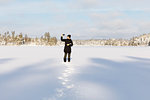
left=0, top=58, right=14, bottom=64
left=0, top=59, right=63, bottom=100
left=74, top=56, right=150, bottom=100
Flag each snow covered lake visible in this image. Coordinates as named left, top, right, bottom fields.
left=0, top=46, right=150, bottom=100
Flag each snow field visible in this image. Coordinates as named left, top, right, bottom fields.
left=0, top=46, right=150, bottom=100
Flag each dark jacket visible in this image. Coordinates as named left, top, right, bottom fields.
left=61, top=36, right=73, bottom=53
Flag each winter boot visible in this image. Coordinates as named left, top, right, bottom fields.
left=68, top=58, right=70, bottom=62
left=64, top=58, right=66, bottom=62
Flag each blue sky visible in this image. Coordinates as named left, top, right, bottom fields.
left=0, top=0, right=150, bottom=39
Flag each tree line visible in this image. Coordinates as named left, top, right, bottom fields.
left=58, top=33, right=150, bottom=46
left=0, top=31, right=57, bottom=46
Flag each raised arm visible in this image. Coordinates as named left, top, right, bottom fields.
left=61, top=35, right=66, bottom=42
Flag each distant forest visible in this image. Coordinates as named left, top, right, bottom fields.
left=0, top=31, right=57, bottom=46
left=0, top=31, right=150, bottom=46
left=58, top=33, right=150, bottom=46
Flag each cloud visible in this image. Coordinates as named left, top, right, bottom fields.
left=0, top=0, right=15, bottom=4
left=75, top=0, right=102, bottom=8
left=67, top=0, right=150, bottom=12
left=0, top=0, right=63, bottom=16
left=64, top=11, right=150, bottom=39
left=82, top=12, right=143, bottom=38
left=0, top=0, right=150, bottom=39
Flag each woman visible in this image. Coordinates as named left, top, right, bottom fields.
left=61, top=34, right=73, bottom=62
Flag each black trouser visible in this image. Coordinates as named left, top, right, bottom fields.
left=64, top=52, right=71, bottom=62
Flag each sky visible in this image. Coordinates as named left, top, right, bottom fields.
left=0, top=0, right=150, bottom=39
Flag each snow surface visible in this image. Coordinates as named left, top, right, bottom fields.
left=0, top=46, right=150, bottom=100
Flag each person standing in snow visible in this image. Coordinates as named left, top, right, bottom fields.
left=61, top=34, right=73, bottom=62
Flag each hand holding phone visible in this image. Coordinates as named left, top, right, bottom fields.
left=61, top=34, right=65, bottom=37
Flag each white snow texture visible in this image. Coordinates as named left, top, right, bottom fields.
left=0, top=46, right=150, bottom=100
